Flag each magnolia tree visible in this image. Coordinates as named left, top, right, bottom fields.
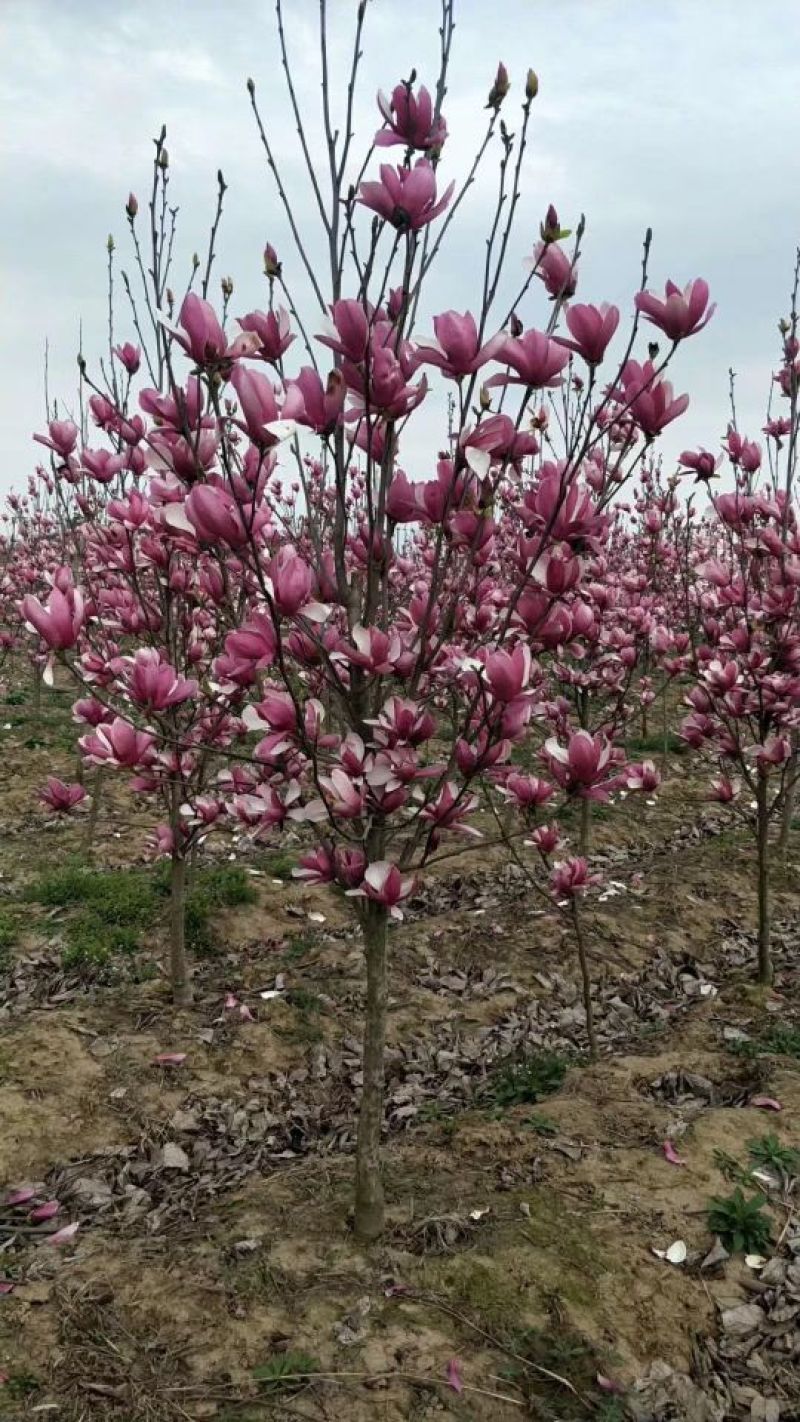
left=21, top=0, right=714, bottom=1239
left=680, top=435, right=800, bottom=984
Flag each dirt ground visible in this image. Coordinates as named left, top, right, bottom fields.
left=1, top=683, right=799, bottom=1420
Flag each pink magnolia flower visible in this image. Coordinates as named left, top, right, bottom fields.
left=113, top=342, right=141, bottom=374
left=528, top=822, right=562, bottom=855
left=79, top=718, right=157, bottom=769
left=223, top=612, right=278, bottom=678
left=22, top=587, right=85, bottom=650
left=358, top=159, right=454, bottom=231
left=504, top=773, right=554, bottom=809
left=617, top=359, right=689, bottom=437
left=415, top=311, right=505, bottom=378
left=481, top=645, right=532, bottom=703
left=543, top=729, right=616, bottom=799
left=348, top=860, right=416, bottom=919
left=635, top=278, right=715, bottom=341
left=238, top=306, right=294, bottom=363
left=33, top=418, right=79, bottom=458
left=316, top=300, right=371, bottom=362
left=182, top=484, right=267, bottom=549
left=375, top=82, right=447, bottom=152
left=554, top=303, right=619, bottom=366
left=165, top=293, right=260, bottom=365
left=527, top=242, right=578, bottom=299
left=268, top=547, right=326, bottom=619
left=486, top=329, right=569, bottom=390
left=127, top=648, right=198, bottom=711
left=625, top=760, right=660, bottom=792
left=290, top=367, right=346, bottom=436
left=420, top=782, right=481, bottom=837
left=39, top=777, right=87, bottom=813
left=550, top=856, right=602, bottom=898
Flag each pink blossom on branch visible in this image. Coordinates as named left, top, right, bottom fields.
left=358, top=159, right=454, bottom=231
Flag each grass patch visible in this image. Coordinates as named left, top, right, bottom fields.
left=483, top=1051, right=568, bottom=1108
left=731, top=1021, right=800, bottom=1061
left=0, top=909, right=18, bottom=970
left=626, top=730, right=687, bottom=756
left=27, top=861, right=256, bottom=970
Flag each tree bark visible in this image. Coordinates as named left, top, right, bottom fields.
left=169, top=850, right=192, bottom=1006
left=756, top=777, right=772, bottom=986
left=570, top=901, right=597, bottom=1060
left=777, top=743, right=797, bottom=857
left=83, top=768, right=104, bottom=855
left=578, top=797, right=591, bottom=857
left=354, top=900, right=388, bottom=1241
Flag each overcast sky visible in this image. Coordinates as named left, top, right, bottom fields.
left=2, top=0, right=799, bottom=496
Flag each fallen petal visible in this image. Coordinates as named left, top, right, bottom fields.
left=665, top=1240, right=687, bottom=1264
left=238, top=1004, right=256, bottom=1022
left=745, top=1254, right=767, bottom=1269
left=224, top=993, right=239, bottom=1010
left=750, top=1095, right=782, bottom=1111
left=152, top=1053, right=187, bottom=1068
left=44, top=1222, right=79, bottom=1246
left=29, top=1201, right=60, bottom=1223
left=596, top=1373, right=624, bottom=1394
left=5, top=1186, right=36, bottom=1207
left=662, top=1140, right=686, bottom=1167
left=0, top=1282, right=15, bottom=1296
left=445, top=1358, right=464, bottom=1394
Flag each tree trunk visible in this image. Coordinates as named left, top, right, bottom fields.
left=83, top=769, right=104, bottom=855
left=31, top=662, right=42, bottom=718
left=777, top=743, right=797, bottom=857
left=578, top=797, right=591, bottom=857
left=571, top=901, right=597, bottom=1061
left=354, top=900, right=388, bottom=1241
left=756, top=777, right=772, bottom=986
left=168, top=850, right=192, bottom=1006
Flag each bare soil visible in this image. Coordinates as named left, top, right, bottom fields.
left=1, top=684, right=800, bottom=1420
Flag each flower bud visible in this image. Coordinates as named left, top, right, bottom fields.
left=106, top=234, right=115, bottom=254
left=486, top=61, right=510, bottom=110
left=540, top=203, right=561, bottom=244
left=525, top=68, right=539, bottom=99
left=158, top=146, right=169, bottom=170
left=263, top=243, right=281, bottom=279
left=192, top=253, right=200, bottom=270
left=509, top=311, right=523, bottom=338
left=246, top=76, right=255, bottom=96
left=126, top=192, right=138, bottom=219
left=221, top=275, right=234, bottom=298
left=479, top=385, right=492, bottom=411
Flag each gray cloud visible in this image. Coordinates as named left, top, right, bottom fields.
left=2, top=0, right=799, bottom=493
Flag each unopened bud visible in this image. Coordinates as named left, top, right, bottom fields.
left=479, top=385, right=492, bottom=411
left=509, top=311, right=523, bottom=338
left=539, top=203, right=561, bottom=243
left=486, top=61, right=510, bottom=111
left=158, top=147, right=169, bottom=170
left=246, top=76, right=255, bottom=96
left=221, top=275, right=234, bottom=298
left=106, top=234, right=115, bottom=254
left=192, top=253, right=200, bottom=270
left=525, top=68, right=539, bottom=99
left=77, top=354, right=87, bottom=374
left=126, top=192, right=138, bottom=219
left=648, top=341, right=660, bottom=361
left=779, top=318, right=791, bottom=335
left=263, top=242, right=281, bottom=279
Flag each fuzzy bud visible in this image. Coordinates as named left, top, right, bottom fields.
left=158, top=146, right=169, bottom=170
left=246, top=76, right=255, bottom=96
left=263, top=243, right=281, bottom=279
left=479, top=385, right=492, bottom=411
left=509, top=311, right=523, bottom=338
left=525, top=68, right=539, bottom=99
left=221, top=275, right=234, bottom=298
left=126, top=192, right=138, bottom=219
left=486, top=61, right=510, bottom=110
left=106, top=234, right=115, bottom=254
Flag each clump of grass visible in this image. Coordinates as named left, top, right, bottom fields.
left=484, top=1052, right=568, bottom=1108
left=0, top=909, right=18, bottom=969
left=707, top=1187, right=772, bottom=1254
left=731, top=1021, right=800, bottom=1061
left=748, top=1134, right=800, bottom=1174
left=626, top=730, right=687, bottom=756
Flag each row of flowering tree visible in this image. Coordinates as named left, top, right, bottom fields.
left=19, top=0, right=800, bottom=1243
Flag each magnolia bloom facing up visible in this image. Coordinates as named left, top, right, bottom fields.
left=347, top=860, right=417, bottom=919
left=635, top=278, right=714, bottom=342
left=550, top=857, right=602, bottom=899
left=39, top=778, right=87, bottom=814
